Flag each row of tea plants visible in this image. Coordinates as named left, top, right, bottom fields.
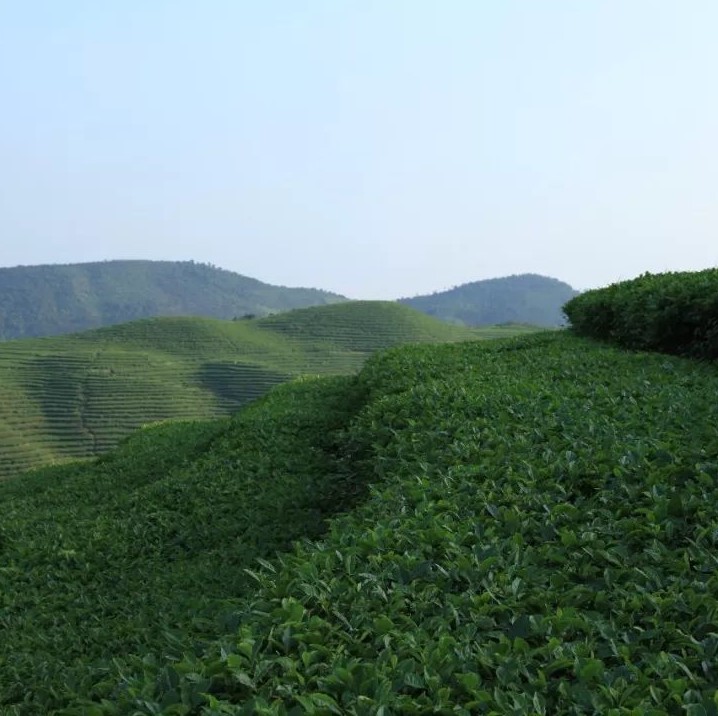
left=563, top=269, right=718, bottom=359
left=77, top=332, right=718, bottom=714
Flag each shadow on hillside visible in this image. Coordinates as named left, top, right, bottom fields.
left=197, top=361, right=291, bottom=409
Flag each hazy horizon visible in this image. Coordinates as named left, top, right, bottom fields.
left=2, top=1, right=716, bottom=299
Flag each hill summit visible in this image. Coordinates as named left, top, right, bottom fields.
left=0, top=260, right=346, bottom=340
left=400, top=273, right=579, bottom=327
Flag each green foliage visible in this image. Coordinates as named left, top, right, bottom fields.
left=119, top=333, right=717, bottom=714
left=6, top=329, right=714, bottom=713
left=0, top=260, right=346, bottom=340
left=0, top=304, right=512, bottom=479
left=400, top=273, right=578, bottom=327
left=563, top=269, right=718, bottom=359
left=0, top=376, right=370, bottom=714
left=4, top=331, right=716, bottom=713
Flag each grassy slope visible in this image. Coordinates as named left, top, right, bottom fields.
left=0, top=303, right=518, bottom=479
left=0, top=260, right=346, bottom=340
left=2, top=332, right=718, bottom=713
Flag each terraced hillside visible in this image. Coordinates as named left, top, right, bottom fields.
left=0, top=302, right=530, bottom=479
left=2, top=331, right=717, bottom=713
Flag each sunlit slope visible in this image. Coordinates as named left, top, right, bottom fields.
left=0, top=303, right=524, bottom=478
left=255, top=300, right=480, bottom=349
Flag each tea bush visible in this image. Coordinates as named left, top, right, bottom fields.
left=564, top=269, right=718, bottom=359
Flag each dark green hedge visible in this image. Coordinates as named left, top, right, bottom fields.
left=563, top=269, right=718, bottom=359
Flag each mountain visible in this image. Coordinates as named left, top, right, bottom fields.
left=0, top=261, right=579, bottom=340
left=0, top=302, right=535, bottom=479
left=400, top=273, right=579, bottom=327
left=0, top=259, right=346, bottom=340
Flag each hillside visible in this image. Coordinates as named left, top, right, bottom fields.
left=400, top=273, right=579, bottom=327
left=0, top=260, right=346, bottom=340
left=0, top=302, right=528, bottom=480
left=2, top=331, right=717, bottom=713
left=255, top=300, right=529, bottom=349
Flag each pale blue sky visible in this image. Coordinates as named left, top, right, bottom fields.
left=1, top=1, right=716, bottom=298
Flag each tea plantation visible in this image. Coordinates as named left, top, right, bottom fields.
left=2, top=326, right=717, bottom=713
left=0, top=302, right=522, bottom=480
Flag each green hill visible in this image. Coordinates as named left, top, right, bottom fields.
left=0, top=260, right=581, bottom=340
left=2, top=331, right=717, bottom=714
left=400, top=273, right=579, bottom=327
left=0, top=260, right=346, bottom=340
left=0, top=302, right=528, bottom=480
left=255, top=300, right=526, bottom=349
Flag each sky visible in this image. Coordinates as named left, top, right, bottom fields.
left=1, top=1, right=717, bottom=299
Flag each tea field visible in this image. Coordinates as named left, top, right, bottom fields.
left=2, top=330, right=717, bottom=713
left=0, top=375, right=370, bottom=713
left=0, top=302, right=526, bottom=479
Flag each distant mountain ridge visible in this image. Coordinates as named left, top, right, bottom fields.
left=0, top=260, right=346, bottom=340
left=0, top=261, right=578, bottom=340
left=400, top=273, right=579, bottom=327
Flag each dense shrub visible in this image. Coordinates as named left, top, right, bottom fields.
left=563, top=269, right=718, bottom=359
